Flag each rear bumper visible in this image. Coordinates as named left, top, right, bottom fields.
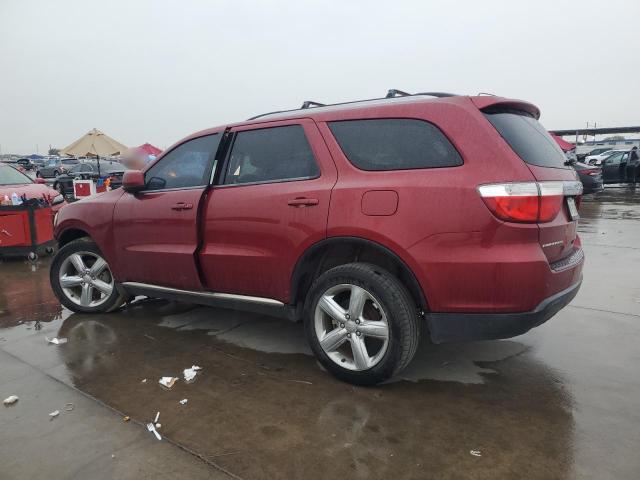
left=426, top=278, right=582, bottom=343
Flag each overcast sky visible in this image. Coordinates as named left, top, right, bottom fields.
left=1, top=0, right=639, bottom=154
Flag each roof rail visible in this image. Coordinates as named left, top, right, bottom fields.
left=414, top=91, right=457, bottom=98
left=301, top=100, right=325, bottom=109
left=247, top=89, right=459, bottom=121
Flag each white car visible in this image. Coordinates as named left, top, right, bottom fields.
left=585, top=149, right=628, bottom=166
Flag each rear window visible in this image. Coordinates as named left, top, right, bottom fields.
left=328, top=119, right=462, bottom=171
left=483, top=109, right=569, bottom=169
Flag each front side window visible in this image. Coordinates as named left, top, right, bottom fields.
left=606, top=153, right=622, bottom=165
left=145, top=134, right=220, bottom=190
left=328, top=119, right=462, bottom=171
left=224, top=125, right=319, bottom=185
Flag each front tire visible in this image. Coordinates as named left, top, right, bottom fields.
left=304, top=263, right=420, bottom=386
left=50, top=238, right=125, bottom=313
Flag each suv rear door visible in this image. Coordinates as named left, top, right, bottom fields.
left=112, top=133, right=221, bottom=290
left=199, top=119, right=337, bottom=302
left=482, top=108, right=581, bottom=264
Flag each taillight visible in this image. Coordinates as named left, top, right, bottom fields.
left=478, top=182, right=566, bottom=223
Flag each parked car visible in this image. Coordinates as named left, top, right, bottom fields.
left=50, top=92, right=584, bottom=385
left=572, top=162, right=603, bottom=194
left=36, top=159, right=67, bottom=178
left=53, top=161, right=129, bottom=196
left=17, top=158, right=36, bottom=171
left=0, top=164, right=66, bottom=212
left=599, top=151, right=632, bottom=183
left=585, top=149, right=627, bottom=166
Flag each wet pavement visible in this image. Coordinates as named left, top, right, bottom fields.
left=1, top=186, right=639, bottom=479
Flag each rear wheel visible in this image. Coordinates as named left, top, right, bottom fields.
left=53, top=170, right=60, bottom=177
left=305, top=263, right=420, bottom=386
left=36, top=171, right=42, bottom=178
left=50, top=239, right=126, bottom=313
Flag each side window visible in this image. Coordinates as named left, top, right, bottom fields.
left=328, top=119, right=463, bottom=171
left=223, top=125, right=319, bottom=185
left=145, top=134, right=220, bottom=190
left=607, top=154, right=622, bottom=165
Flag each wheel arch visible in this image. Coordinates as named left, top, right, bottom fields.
left=58, top=227, right=91, bottom=248
left=290, top=237, right=428, bottom=314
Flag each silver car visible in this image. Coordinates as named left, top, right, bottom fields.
left=36, top=159, right=67, bottom=178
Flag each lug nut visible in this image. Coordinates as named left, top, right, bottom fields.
left=345, top=314, right=350, bottom=320
left=356, top=331, right=361, bottom=336
left=355, top=319, right=360, bottom=325
left=340, top=323, right=345, bottom=328
left=347, top=333, right=351, bottom=338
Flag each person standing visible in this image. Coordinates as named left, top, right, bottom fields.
left=628, top=146, right=639, bottom=185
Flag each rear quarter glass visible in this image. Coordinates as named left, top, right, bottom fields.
left=327, top=118, right=462, bottom=171
left=483, top=109, right=570, bottom=170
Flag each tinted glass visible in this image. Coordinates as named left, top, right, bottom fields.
left=484, top=110, right=569, bottom=169
left=606, top=153, right=622, bottom=165
left=145, top=134, right=220, bottom=190
left=0, top=165, right=31, bottom=185
left=224, top=125, right=319, bottom=185
left=328, top=119, right=462, bottom=171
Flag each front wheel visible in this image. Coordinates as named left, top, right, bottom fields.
left=305, top=263, right=420, bottom=386
left=50, top=239, right=126, bottom=313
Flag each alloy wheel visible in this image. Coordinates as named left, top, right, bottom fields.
left=314, top=283, right=390, bottom=371
left=58, top=251, right=114, bottom=308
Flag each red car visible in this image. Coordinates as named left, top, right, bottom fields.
left=0, top=163, right=66, bottom=212
left=50, top=91, right=583, bottom=385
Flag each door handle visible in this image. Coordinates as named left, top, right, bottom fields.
left=171, top=202, right=194, bottom=210
left=287, top=198, right=319, bottom=207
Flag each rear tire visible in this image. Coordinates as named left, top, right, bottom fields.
left=304, top=263, right=420, bottom=386
left=50, top=238, right=126, bottom=313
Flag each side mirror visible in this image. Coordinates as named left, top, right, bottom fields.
left=34, top=178, right=46, bottom=184
left=122, top=170, right=145, bottom=193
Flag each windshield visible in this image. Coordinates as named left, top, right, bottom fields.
left=46, top=160, right=58, bottom=167
left=483, top=109, right=569, bottom=169
left=0, top=165, right=32, bottom=185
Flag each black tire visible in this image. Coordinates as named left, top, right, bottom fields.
left=50, top=238, right=126, bottom=313
left=53, top=170, right=59, bottom=177
left=55, top=182, right=64, bottom=194
left=304, top=263, right=420, bottom=386
left=36, top=171, right=42, bottom=178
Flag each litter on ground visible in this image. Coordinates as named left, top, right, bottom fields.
left=141, top=378, right=147, bottom=383
left=49, top=410, right=60, bottom=419
left=179, top=399, right=188, bottom=405
left=45, top=337, right=68, bottom=345
left=470, top=450, right=482, bottom=457
left=147, top=423, right=162, bottom=441
left=64, top=403, right=75, bottom=411
left=123, top=416, right=130, bottom=422
left=183, top=365, right=202, bottom=383
left=3, top=395, right=19, bottom=406
left=158, top=377, right=178, bottom=389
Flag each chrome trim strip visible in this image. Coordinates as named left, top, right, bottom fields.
left=122, top=282, right=284, bottom=306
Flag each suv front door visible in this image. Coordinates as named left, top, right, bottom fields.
left=112, top=133, right=221, bottom=290
left=602, top=152, right=625, bottom=183
left=200, top=119, right=337, bottom=302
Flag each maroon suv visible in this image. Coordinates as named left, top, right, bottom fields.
left=50, top=91, right=583, bottom=385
